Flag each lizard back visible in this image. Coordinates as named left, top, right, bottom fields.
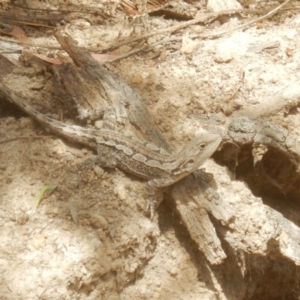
left=0, top=81, right=221, bottom=184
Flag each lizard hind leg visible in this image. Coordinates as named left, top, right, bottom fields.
left=95, top=144, right=119, bottom=169
left=81, top=152, right=118, bottom=172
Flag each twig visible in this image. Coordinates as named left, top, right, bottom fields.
left=0, top=35, right=62, bottom=50
left=198, top=0, right=290, bottom=39
left=0, top=2, right=291, bottom=54
left=102, top=36, right=178, bottom=64
left=102, top=1, right=290, bottom=63
left=99, top=10, right=236, bottom=52
left=99, top=2, right=291, bottom=53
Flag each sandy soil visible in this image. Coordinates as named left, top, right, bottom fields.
left=1, top=1, right=300, bottom=299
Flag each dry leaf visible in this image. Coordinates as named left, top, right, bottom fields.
left=5, top=25, right=28, bottom=43
left=285, top=48, right=294, bottom=57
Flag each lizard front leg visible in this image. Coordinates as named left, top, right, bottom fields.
left=146, top=177, right=176, bottom=219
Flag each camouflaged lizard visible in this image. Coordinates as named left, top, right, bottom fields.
left=0, top=81, right=221, bottom=215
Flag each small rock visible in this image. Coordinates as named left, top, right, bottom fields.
left=207, top=0, right=241, bottom=11
left=131, top=74, right=143, bottom=85
left=94, top=165, right=104, bottom=177
left=32, top=234, right=47, bottom=250
left=214, top=41, right=234, bottom=63
left=170, top=266, right=178, bottom=276
left=81, top=170, right=95, bottom=182
left=181, top=37, right=198, bottom=54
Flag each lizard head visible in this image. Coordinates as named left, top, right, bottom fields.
left=173, top=133, right=221, bottom=176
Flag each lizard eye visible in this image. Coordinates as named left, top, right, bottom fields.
left=199, top=143, right=206, bottom=150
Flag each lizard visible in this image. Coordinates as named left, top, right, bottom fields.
left=0, top=80, right=221, bottom=216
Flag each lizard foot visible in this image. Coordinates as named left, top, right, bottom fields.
left=145, top=185, right=164, bottom=219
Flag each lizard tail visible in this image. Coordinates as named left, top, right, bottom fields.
left=0, top=81, right=97, bottom=149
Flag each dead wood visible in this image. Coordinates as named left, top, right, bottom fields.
left=233, top=84, right=300, bottom=118
left=2, top=29, right=300, bottom=270
left=53, top=30, right=172, bottom=151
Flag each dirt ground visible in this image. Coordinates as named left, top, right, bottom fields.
left=1, top=0, right=300, bottom=299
